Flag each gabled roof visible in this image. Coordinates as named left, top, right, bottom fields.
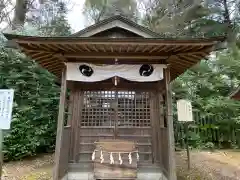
left=3, top=15, right=226, bottom=81
left=71, top=15, right=160, bottom=38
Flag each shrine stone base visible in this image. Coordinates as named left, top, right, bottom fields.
left=65, top=163, right=168, bottom=180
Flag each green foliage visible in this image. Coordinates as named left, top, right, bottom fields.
left=0, top=42, right=60, bottom=160
left=39, top=2, right=72, bottom=36
left=202, top=142, right=215, bottom=151
left=187, top=131, right=202, bottom=148
left=173, top=47, right=240, bottom=149
left=83, top=0, right=139, bottom=24
left=0, top=0, right=71, bottom=160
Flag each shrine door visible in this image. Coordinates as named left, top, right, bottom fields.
left=78, top=91, right=153, bottom=165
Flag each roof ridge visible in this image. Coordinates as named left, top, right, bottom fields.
left=70, top=15, right=160, bottom=37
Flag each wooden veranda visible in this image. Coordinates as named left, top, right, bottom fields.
left=4, top=15, right=225, bottom=180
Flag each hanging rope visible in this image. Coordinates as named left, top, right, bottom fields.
left=92, top=149, right=139, bottom=154
left=91, top=149, right=139, bottom=165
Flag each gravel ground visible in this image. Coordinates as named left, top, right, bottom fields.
left=2, top=150, right=240, bottom=180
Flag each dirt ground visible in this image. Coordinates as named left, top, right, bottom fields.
left=2, top=150, right=240, bottom=180
left=2, top=154, right=54, bottom=180
left=176, top=150, right=240, bottom=180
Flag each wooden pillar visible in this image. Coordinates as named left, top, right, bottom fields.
left=150, top=92, right=158, bottom=164
left=67, top=90, right=74, bottom=126
left=157, top=92, right=164, bottom=165
left=164, top=67, right=177, bottom=180
left=68, top=83, right=84, bottom=163
left=53, top=68, right=67, bottom=180
left=68, top=90, right=75, bottom=162
left=72, top=90, right=83, bottom=162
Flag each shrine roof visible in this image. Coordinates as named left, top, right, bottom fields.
left=3, top=15, right=226, bottom=81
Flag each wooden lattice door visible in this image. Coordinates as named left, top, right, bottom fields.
left=79, top=91, right=152, bottom=164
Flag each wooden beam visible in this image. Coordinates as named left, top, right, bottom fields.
left=23, top=48, right=212, bottom=63
left=65, top=58, right=167, bottom=64
left=164, top=67, right=177, bottom=180
left=53, top=68, right=67, bottom=180
left=71, top=80, right=165, bottom=91
left=54, top=53, right=169, bottom=60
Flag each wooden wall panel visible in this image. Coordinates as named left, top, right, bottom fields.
left=79, top=127, right=114, bottom=163
left=150, top=91, right=165, bottom=165
left=69, top=89, right=84, bottom=162
left=117, top=127, right=152, bottom=164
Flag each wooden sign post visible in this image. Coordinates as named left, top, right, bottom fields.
left=0, top=89, right=14, bottom=179
left=177, top=99, right=193, bottom=170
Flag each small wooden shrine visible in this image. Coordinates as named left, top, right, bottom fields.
left=4, top=15, right=225, bottom=180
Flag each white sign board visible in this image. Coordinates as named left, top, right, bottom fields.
left=0, top=89, right=14, bottom=129
left=177, top=99, right=193, bottom=122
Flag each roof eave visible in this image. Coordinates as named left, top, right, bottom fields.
left=3, top=33, right=226, bottom=44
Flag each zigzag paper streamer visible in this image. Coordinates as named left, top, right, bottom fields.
left=128, top=152, right=132, bottom=164
left=92, top=150, right=96, bottom=161
left=110, top=152, right=114, bottom=164
left=136, top=152, right=139, bottom=161
left=100, top=150, right=104, bottom=163
left=119, top=153, right=122, bottom=165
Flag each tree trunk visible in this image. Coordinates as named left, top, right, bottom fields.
left=222, top=0, right=234, bottom=42
left=12, top=0, right=28, bottom=29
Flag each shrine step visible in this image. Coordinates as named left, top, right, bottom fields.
left=66, top=172, right=167, bottom=180
left=66, top=163, right=168, bottom=180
